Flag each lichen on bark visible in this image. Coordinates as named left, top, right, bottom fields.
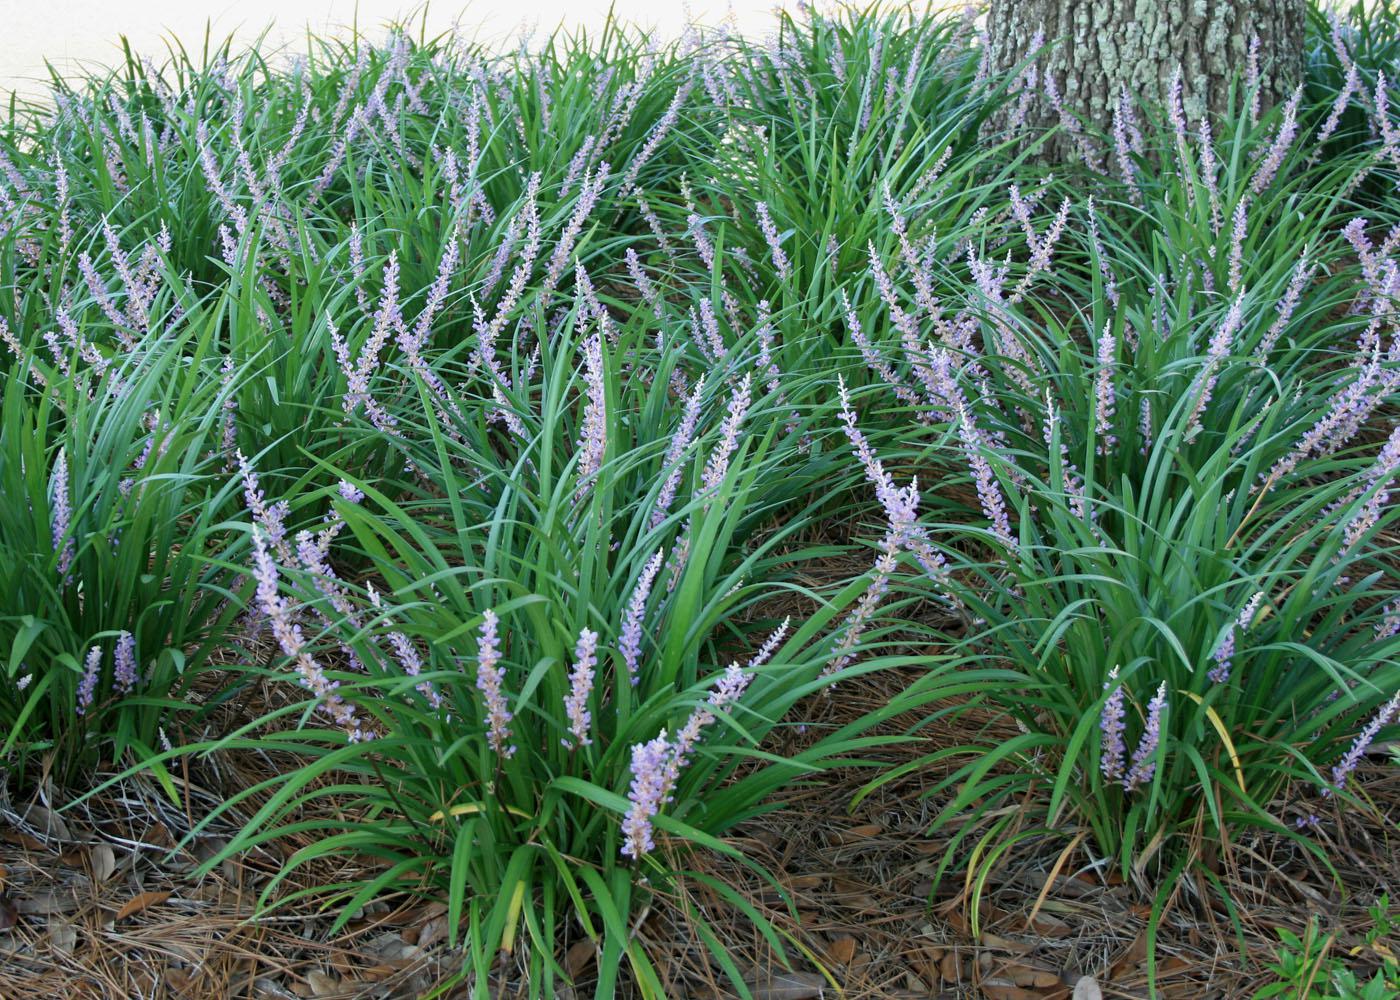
left=983, top=0, right=1305, bottom=156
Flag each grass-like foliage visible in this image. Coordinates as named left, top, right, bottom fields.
left=1, top=0, right=1399, bottom=995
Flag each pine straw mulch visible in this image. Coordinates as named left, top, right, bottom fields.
left=0, top=667, right=1396, bottom=1000
left=635, top=670, right=1400, bottom=999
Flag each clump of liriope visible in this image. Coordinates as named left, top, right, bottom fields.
left=187, top=265, right=902, bottom=996
left=0, top=315, right=242, bottom=785
left=837, top=69, right=1400, bottom=986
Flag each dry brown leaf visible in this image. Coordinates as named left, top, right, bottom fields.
left=17, top=889, right=78, bottom=915
left=1073, top=976, right=1103, bottom=1000
left=1002, top=963, right=1061, bottom=988
left=416, top=916, right=448, bottom=948
left=49, top=918, right=77, bottom=956
left=2, top=829, right=47, bottom=851
left=981, top=980, right=1043, bottom=1000
left=565, top=939, right=596, bottom=976
left=89, top=844, right=116, bottom=883
left=826, top=936, right=857, bottom=964
left=115, top=889, right=172, bottom=921
left=23, top=803, right=72, bottom=841
left=981, top=931, right=1035, bottom=954
left=1158, top=955, right=1194, bottom=977
left=1030, top=911, right=1072, bottom=938
left=1109, top=932, right=1148, bottom=980
left=305, top=970, right=341, bottom=997
left=744, top=970, right=825, bottom=1000
left=164, top=968, right=195, bottom=996
left=940, top=950, right=964, bottom=982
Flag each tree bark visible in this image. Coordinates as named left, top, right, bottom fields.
left=983, top=0, right=1306, bottom=153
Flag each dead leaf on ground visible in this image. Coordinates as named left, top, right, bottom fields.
left=115, top=890, right=172, bottom=921
left=981, top=930, right=1035, bottom=954
left=565, top=939, right=596, bottom=976
left=826, top=935, right=857, bottom=964
left=940, top=950, right=965, bottom=982
left=416, top=915, right=448, bottom=948
left=23, top=803, right=72, bottom=841
left=1006, top=962, right=1063, bottom=988
left=981, top=980, right=1043, bottom=1000
left=89, top=844, right=116, bottom=883
left=17, top=889, right=78, bottom=915
left=745, top=969, right=825, bottom=1000
left=1073, top=976, right=1103, bottom=1000
left=163, top=967, right=195, bottom=995
left=49, top=918, right=77, bottom=955
left=305, top=970, right=341, bottom=996
left=1109, top=932, right=1148, bottom=980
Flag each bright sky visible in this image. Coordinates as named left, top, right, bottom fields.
left=1, top=1, right=786, bottom=96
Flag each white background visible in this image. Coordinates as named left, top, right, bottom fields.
left=0, top=1, right=788, bottom=96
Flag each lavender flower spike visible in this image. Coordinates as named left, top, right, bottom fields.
left=113, top=631, right=138, bottom=694
left=475, top=610, right=515, bottom=758
left=620, top=550, right=665, bottom=685
left=701, top=374, right=752, bottom=495
left=1100, top=666, right=1127, bottom=782
left=1211, top=589, right=1267, bottom=683
left=755, top=201, right=792, bottom=281
left=250, top=526, right=365, bottom=740
left=747, top=617, right=791, bottom=669
left=1250, top=86, right=1302, bottom=195
left=51, top=450, right=75, bottom=584
left=76, top=646, right=102, bottom=715
left=668, top=662, right=754, bottom=776
left=575, top=335, right=607, bottom=500
left=563, top=627, right=599, bottom=748
left=1123, top=682, right=1168, bottom=792
left=650, top=377, right=705, bottom=529
left=1208, top=627, right=1236, bottom=684
left=621, top=732, right=672, bottom=859
left=1328, top=691, right=1400, bottom=795
left=1094, top=327, right=1116, bottom=453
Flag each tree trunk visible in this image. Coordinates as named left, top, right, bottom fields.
left=983, top=0, right=1306, bottom=155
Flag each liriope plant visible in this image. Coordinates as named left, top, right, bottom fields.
left=174, top=272, right=923, bottom=997
left=0, top=319, right=242, bottom=785
left=837, top=109, right=1400, bottom=986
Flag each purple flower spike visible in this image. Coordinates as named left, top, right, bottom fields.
left=51, top=450, right=75, bottom=584
left=76, top=645, right=102, bottom=715
left=475, top=610, right=514, bottom=759
left=575, top=335, right=607, bottom=499
left=113, top=631, right=138, bottom=694
left=1208, top=589, right=1264, bottom=685
left=1100, top=666, right=1127, bottom=783
left=1251, top=86, right=1302, bottom=194
left=670, top=662, right=755, bottom=774
left=563, top=627, right=599, bottom=749
left=701, top=375, right=753, bottom=495
left=1328, top=691, right=1400, bottom=795
left=1094, top=327, right=1116, bottom=453
left=250, top=526, right=365, bottom=741
left=755, top=201, right=792, bottom=281
left=747, top=617, right=791, bottom=669
left=1124, top=682, right=1168, bottom=792
left=621, top=732, right=672, bottom=859
left=620, top=549, right=664, bottom=685
left=651, top=377, right=706, bottom=530
left=1208, top=629, right=1235, bottom=684
left=1341, top=426, right=1400, bottom=553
